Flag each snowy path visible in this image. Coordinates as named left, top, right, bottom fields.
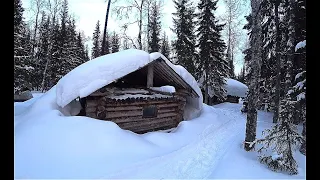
left=103, top=105, right=245, bottom=179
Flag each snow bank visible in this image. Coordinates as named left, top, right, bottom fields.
left=15, top=87, right=213, bottom=179
left=295, top=40, right=306, bottom=52
left=225, top=78, right=248, bottom=97
left=56, top=49, right=151, bottom=108
left=15, top=90, right=306, bottom=179
left=150, top=52, right=203, bottom=120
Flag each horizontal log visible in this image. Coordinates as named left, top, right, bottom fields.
left=106, top=111, right=178, bottom=119
left=104, top=100, right=180, bottom=107
left=105, top=110, right=142, bottom=119
left=127, top=119, right=178, bottom=134
left=85, top=107, right=96, bottom=113
left=118, top=116, right=177, bottom=130
left=86, top=100, right=98, bottom=108
left=104, top=103, right=179, bottom=112
left=97, top=106, right=105, bottom=111
left=107, top=112, right=179, bottom=123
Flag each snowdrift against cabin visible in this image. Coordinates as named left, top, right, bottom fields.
left=56, top=49, right=203, bottom=120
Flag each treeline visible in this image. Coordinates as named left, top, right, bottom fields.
left=243, top=0, right=306, bottom=175
left=14, top=0, right=91, bottom=93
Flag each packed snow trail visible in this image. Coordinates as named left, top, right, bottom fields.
left=103, top=105, right=245, bottom=179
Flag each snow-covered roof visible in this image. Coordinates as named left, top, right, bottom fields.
left=56, top=49, right=203, bottom=120
left=225, top=78, right=248, bottom=97
left=198, top=77, right=248, bottom=98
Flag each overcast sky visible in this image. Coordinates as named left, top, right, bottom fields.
left=22, top=0, right=249, bottom=75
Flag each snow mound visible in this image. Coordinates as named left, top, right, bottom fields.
left=225, top=78, right=248, bottom=97
left=295, top=40, right=306, bottom=52
left=56, top=49, right=151, bottom=107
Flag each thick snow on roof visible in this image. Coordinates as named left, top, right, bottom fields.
left=56, top=49, right=151, bottom=108
left=56, top=50, right=202, bottom=120
left=198, top=77, right=248, bottom=98
left=225, top=78, right=248, bottom=97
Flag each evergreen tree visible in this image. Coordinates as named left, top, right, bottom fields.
left=160, top=32, right=170, bottom=58
left=36, top=13, right=51, bottom=90
left=76, top=32, right=87, bottom=64
left=172, top=0, right=197, bottom=77
left=14, top=0, right=34, bottom=93
left=92, top=20, right=101, bottom=59
left=244, top=0, right=263, bottom=151
left=148, top=1, right=161, bottom=53
left=101, top=32, right=110, bottom=55
left=111, top=31, right=120, bottom=53
left=196, top=0, right=228, bottom=103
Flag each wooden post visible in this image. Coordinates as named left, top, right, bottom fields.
left=147, top=64, right=154, bottom=88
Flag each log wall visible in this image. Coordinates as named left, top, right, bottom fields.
left=85, top=90, right=187, bottom=134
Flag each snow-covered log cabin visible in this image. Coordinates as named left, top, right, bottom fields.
left=199, top=78, right=248, bottom=105
left=56, top=49, right=203, bottom=134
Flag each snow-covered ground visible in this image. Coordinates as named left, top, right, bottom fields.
left=14, top=90, right=305, bottom=179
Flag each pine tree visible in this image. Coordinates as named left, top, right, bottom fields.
left=160, top=32, right=170, bottom=58
left=76, top=32, right=87, bottom=64
left=148, top=1, right=161, bottom=53
left=196, top=0, right=228, bottom=103
left=35, top=13, right=51, bottom=90
left=172, top=0, right=197, bottom=77
left=101, top=32, right=110, bottom=55
left=14, top=0, right=34, bottom=93
left=111, top=31, right=120, bottom=53
left=92, top=20, right=101, bottom=59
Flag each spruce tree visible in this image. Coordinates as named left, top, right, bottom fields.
left=160, top=32, right=170, bottom=58
left=148, top=1, right=161, bottom=53
left=172, top=0, right=197, bottom=77
left=14, top=0, right=34, bottom=93
left=111, top=31, right=120, bottom=53
left=101, top=32, right=110, bottom=55
left=92, top=20, right=101, bottom=59
left=196, top=0, right=228, bottom=103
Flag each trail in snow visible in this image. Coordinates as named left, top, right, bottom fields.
left=103, top=104, right=245, bottom=179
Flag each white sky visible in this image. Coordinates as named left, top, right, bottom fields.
left=22, top=0, right=249, bottom=75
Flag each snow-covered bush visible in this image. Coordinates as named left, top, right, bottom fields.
left=256, top=97, right=304, bottom=175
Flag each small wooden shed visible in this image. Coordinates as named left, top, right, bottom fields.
left=80, top=57, right=199, bottom=134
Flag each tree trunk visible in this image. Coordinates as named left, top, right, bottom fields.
left=138, top=1, right=144, bottom=50
left=273, top=0, right=281, bottom=123
left=101, top=0, right=112, bottom=55
left=300, top=120, right=306, bottom=155
left=41, top=57, right=50, bottom=92
left=244, top=0, right=262, bottom=151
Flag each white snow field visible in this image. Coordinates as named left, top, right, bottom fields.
left=14, top=50, right=305, bottom=179
left=14, top=89, right=306, bottom=179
